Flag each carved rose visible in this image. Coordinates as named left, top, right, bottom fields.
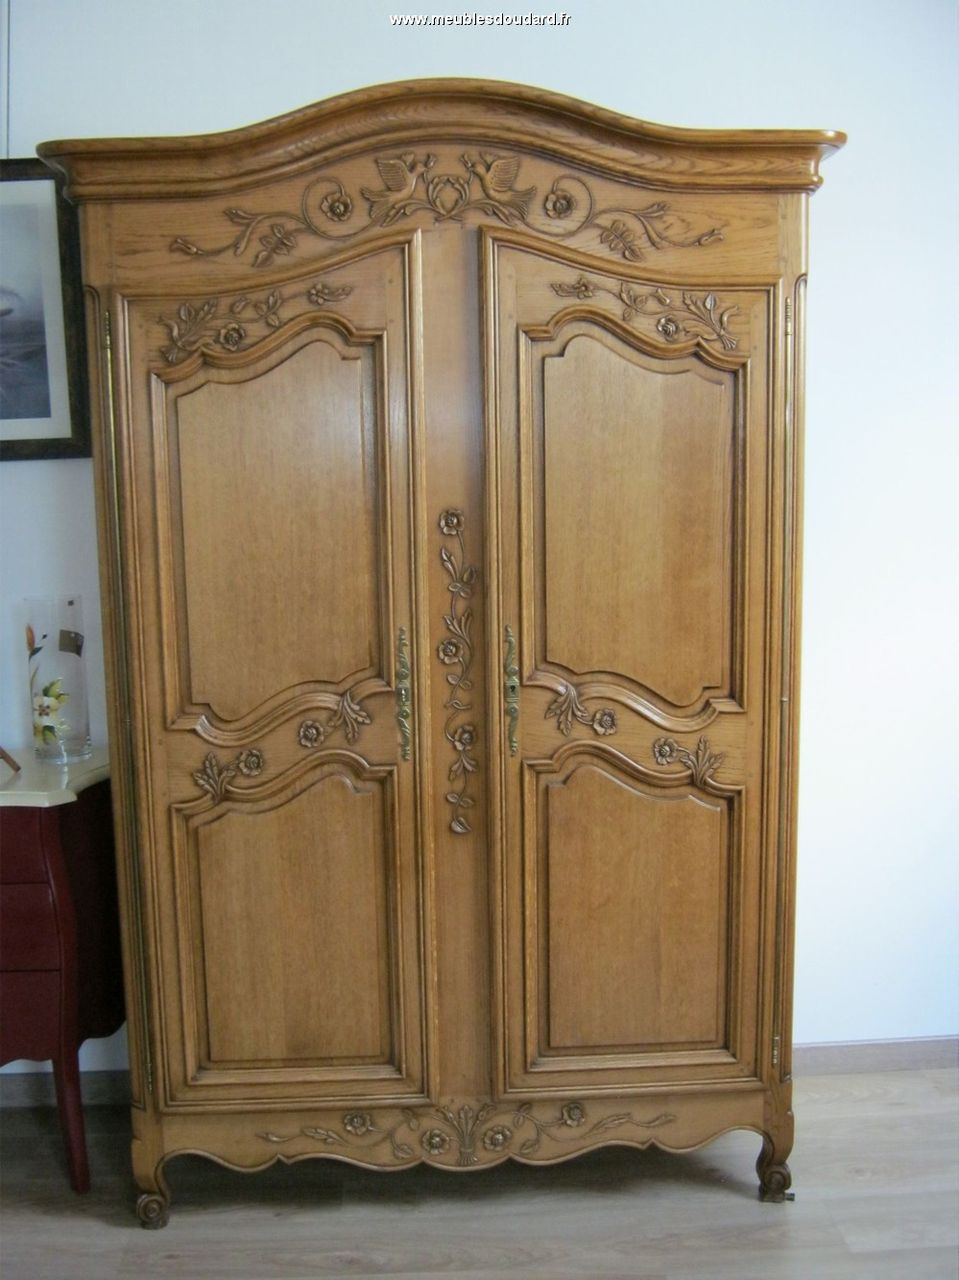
left=652, top=737, right=678, bottom=766
left=320, top=191, right=353, bottom=222
left=452, top=724, right=477, bottom=752
left=236, top=748, right=264, bottom=776
left=437, top=637, right=463, bottom=665
left=343, top=1111, right=374, bottom=1136
left=438, top=509, right=465, bottom=536
left=482, top=1125, right=513, bottom=1152
left=216, top=322, right=246, bottom=351
left=298, top=720, right=326, bottom=749
left=656, top=315, right=681, bottom=341
left=560, top=1102, right=586, bottom=1128
left=421, top=1128, right=451, bottom=1156
left=591, top=708, right=617, bottom=736
left=545, top=188, right=575, bottom=219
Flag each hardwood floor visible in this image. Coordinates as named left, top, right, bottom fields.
left=1, top=1069, right=956, bottom=1279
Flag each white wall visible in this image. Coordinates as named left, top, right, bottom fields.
left=2, top=0, right=956, bottom=1074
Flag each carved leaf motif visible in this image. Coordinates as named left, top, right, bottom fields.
left=545, top=684, right=592, bottom=736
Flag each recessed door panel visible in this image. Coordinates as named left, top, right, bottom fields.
left=196, top=772, right=393, bottom=1067
left=542, top=333, right=734, bottom=707
left=542, top=761, right=727, bottom=1054
left=174, top=335, right=380, bottom=723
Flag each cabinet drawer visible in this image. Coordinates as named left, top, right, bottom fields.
left=0, top=810, right=47, bottom=883
left=0, top=970, right=60, bottom=1064
left=0, top=884, right=60, bottom=970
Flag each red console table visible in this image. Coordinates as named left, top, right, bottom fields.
left=0, top=749, right=125, bottom=1192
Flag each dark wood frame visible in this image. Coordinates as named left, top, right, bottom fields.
left=0, top=158, right=90, bottom=460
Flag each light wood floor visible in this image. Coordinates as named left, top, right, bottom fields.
left=1, top=1070, right=956, bottom=1279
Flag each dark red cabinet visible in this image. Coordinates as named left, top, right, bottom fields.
left=0, top=773, right=125, bottom=1191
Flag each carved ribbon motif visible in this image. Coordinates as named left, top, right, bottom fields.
left=437, top=509, right=479, bottom=834
left=169, top=152, right=722, bottom=270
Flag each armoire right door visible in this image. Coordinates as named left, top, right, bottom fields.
left=484, top=226, right=777, bottom=1099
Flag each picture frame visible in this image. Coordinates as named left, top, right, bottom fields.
left=0, top=158, right=90, bottom=460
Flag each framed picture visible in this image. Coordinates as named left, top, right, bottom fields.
left=0, top=158, right=90, bottom=460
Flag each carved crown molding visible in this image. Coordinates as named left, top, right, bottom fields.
left=39, top=80, right=845, bottom=201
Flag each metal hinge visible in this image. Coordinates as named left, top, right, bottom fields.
left=784, top=299, right=793, bottom=337
left=772, top=1035, right=781, bottom=1067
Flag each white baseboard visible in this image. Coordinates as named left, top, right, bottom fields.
left=792, top=1035, right=957, bottom=1074
left=1, top=1038, right=955, bottom=1107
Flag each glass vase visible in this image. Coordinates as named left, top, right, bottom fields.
left=25, top=595, right=92, bottom=762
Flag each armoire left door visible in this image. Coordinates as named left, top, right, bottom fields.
left=113, top=231, right=435, bottom=1110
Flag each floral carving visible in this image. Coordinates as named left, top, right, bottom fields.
left=296, top=690, right=372, bottom=749
left=546, top=686, right=618, bottom=737
left=395, top=626, right=412, bottom=762
left=560, top=1102, right=586, bottom=1127
left=483, top=1125, right=513, bottom=1152
left=159, top=280, right=354, bottom=362
left=421, top=1128, right=452, bottom=1156
left=438, top=509, right=479, bottom=834
left=544, top=187, right=576, bottom=219
left=343, top=1111, right=375, bottom=1136
left=320, top=191, right=353, bottom=222
left=192, top=748, right=264, bottom=802
left=540, top=178, right=723, bottom=264
left=170, top=154, right=722, bottom=271
left=256, top=1099, right=675, bottom=1165
left=591, top=708, right=617, bottom=736
left=652, top=735, right=725, bottom=788
left=236, top=748, right=264, bottom=777
left=551, top=275, right=738, bottom=350
left=504, top=625, right=520, bottom=756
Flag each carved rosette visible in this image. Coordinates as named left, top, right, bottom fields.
left=551, top=275, right=739, bottom=350
left=652, top=736, right=724, bottom=788
left=159, top=280, right=353, bottom=363
left=437, top=509, right=479, bottom=834
left=169, top=152, right=722, bottom=271
left=256, top=1098, right=675, bottom=1167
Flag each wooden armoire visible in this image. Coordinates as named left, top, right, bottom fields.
left=39, top=81, right=843, bottom=1225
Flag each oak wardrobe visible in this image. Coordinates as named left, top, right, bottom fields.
left=39, top=81, right=843, bottom=1225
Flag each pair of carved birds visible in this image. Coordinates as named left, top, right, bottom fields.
left=360, top=152, right=535, bottom=222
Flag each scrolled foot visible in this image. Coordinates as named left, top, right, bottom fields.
left=757, top=1134, right=794, bottom=1202
left=136, top=1192, right=170, bottom=1229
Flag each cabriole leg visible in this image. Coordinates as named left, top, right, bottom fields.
left=757, top=1132, right=794, bottom=1202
